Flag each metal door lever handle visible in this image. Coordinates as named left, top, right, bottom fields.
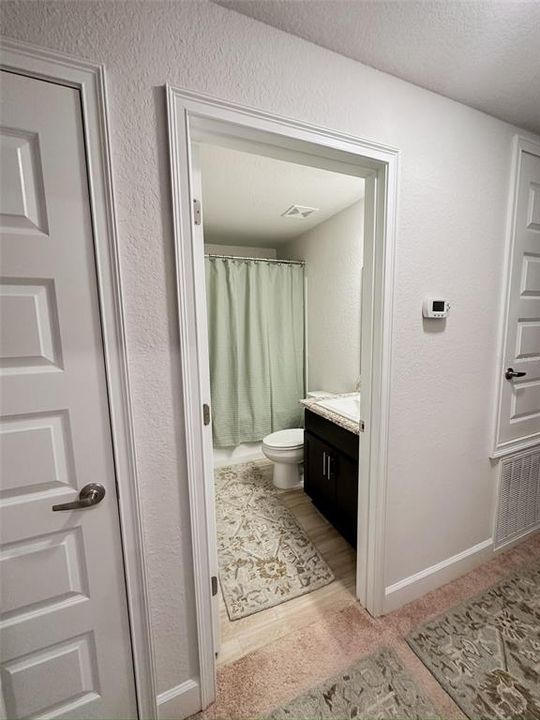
left=505, top=367, right=527, bottom=380
left=52, top=483, right=106, bottom=511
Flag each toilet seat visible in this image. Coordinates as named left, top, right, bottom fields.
left=263, top=428, right=304, bottom=449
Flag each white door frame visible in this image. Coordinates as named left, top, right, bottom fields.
left=1, top=37, right=157, bottom=719
left=492, top=135, right=540, bottom=459
left=166, top=86, right=399, bottom=708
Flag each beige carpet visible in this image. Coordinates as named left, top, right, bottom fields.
left=197, top=532, right=540, bottom=720
left=216, top=462, right=334, bottom=620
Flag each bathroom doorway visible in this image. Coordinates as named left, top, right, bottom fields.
left=198, top=142, right=365, bottom=664
left=167, top=87, right=398, bottom=708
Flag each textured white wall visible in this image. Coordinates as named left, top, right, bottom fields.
left=2, top=0, right=539, bottom=702
left=279, top=202, right=363, bottom=394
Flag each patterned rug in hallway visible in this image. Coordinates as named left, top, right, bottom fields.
left=265, top=647, right=439, bottom=719
left=216, top=462, right=334, bottom=620
left=407, top=562, right=540, bottom=720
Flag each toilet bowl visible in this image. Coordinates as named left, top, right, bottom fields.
left=262, top=428, right=304, bottom=489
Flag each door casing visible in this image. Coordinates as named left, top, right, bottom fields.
left=166, top=85, right=400, bottom=709
left=0, top=37, right=157, bottom=719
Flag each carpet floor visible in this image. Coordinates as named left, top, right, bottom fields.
left=216, top=462, right=334, bottom=620
left=266, top=647, right=439, bottom=719
left=408, top=561, right=540, bottom=720
left=197, top=531, right=540, bottom=720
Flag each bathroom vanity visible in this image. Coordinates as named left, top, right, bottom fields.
left=303, top=408, right=359, bottom=547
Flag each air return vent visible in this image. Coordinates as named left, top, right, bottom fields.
left=282, top=204, right=319, bottom=219
left=495, top=447, right=540, bottom=548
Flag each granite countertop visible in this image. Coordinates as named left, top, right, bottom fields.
left=300, top=393, right=361, bottom=436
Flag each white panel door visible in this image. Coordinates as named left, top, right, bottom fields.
left=0, top=71, right=137, bottom=718
left=497, top=149, right=540, bottom=452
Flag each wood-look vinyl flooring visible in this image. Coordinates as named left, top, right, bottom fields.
left=216, top=460, right=357, bottom=667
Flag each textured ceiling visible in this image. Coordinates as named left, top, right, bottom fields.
left=200, top=143, right=364, bottom=246
left=215, top=0, right=540, bottom=135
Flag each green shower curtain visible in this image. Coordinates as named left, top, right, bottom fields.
left=205, top=257, right=305, bottom=448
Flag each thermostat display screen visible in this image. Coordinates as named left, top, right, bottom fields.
left=423, top=297, right=450, bottom=318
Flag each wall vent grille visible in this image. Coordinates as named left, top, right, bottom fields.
left=495, top=447, right=540, bottom=547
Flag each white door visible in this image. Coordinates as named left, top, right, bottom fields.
left=190, top=144, right=221, bottom=655
left=496, top=146, right=540, bottom=454
left=0, top=71, right=137, bottom=719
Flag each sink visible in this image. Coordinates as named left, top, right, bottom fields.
left=315, top=394, right=360, bottom=423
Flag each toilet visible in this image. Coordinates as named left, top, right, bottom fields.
left=262, top=428, right=304, bottom=489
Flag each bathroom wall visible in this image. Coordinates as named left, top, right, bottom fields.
left=204, top=242, right=277, bottom=258
left=279, top=201, right=363, bottom=394
left=2, top=1, right=539, bottom=715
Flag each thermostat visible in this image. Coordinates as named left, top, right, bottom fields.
left=423, top=297, right=450, bottom=319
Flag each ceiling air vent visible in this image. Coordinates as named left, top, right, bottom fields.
left=282, top=204, right=319, bottom=219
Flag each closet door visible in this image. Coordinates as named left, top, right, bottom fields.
left=0, top=70, right=137, bottom=719
left=495, top=145, right=540, bottom=455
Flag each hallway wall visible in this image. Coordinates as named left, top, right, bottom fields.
left=2, top=0, right=539, bottom=713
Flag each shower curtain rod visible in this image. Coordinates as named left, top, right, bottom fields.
left=205, top=253, right=305, bottom=266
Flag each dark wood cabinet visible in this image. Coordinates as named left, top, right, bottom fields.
left=304, top=431, right=336, bottom=509
left=304, top=409, right=359, bottom=547
left=333, top=451, right=359, bottom=546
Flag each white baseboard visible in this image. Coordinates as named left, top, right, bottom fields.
left=383, top=538, right=494, bottom=613
left=157, top=678, right=201, bottom=720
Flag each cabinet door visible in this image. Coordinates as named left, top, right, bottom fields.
left=333, top=452, right=359, bottom=547
left=304, top=431, right=335, bottom=510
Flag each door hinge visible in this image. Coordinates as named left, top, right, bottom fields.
left=211, top=575, right=218, bottom=596
left=360, top=420, right=365, bottom=432
left=203, top=403, right=211, bottom=426
left=193, top=198, right=202, bottom=226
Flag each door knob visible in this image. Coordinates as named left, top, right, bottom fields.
left=505, top=367, right=527, bottom=380
left=52, top=483, right=106, bottom=511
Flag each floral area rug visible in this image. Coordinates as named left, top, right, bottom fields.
left=216, top=462, right=334, bottom=620
left=407, top=561, right=540, bottom=719
left=265, top=647, right=439, bottom=719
